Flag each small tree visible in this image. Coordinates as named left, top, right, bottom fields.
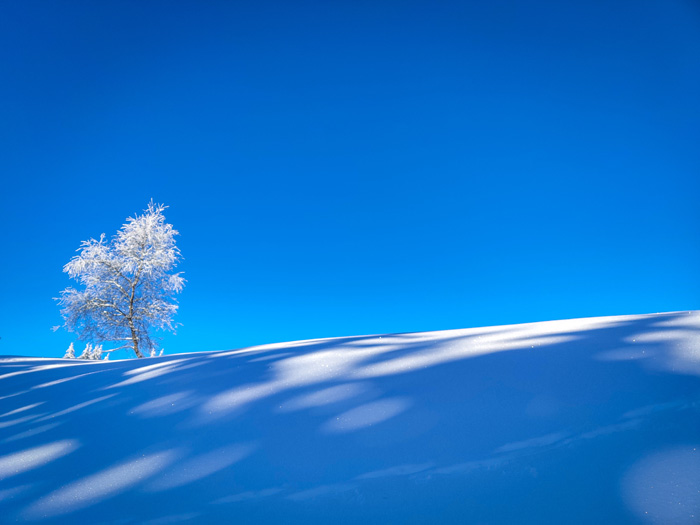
left=64, top=342, right=75, bottom=359
left=57, top=201, right=185, bottom=358
left=79, top=343, right=92, bottom=360
left=91, top=344, right=103, bottom=360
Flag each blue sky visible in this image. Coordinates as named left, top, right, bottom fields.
left=1, top=0, right=698, bottom=358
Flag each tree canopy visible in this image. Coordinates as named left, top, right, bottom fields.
left=58, top=201, right=184, bottom=358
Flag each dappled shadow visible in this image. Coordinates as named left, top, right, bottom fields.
left=22, top=449, right=179, bottom=520
left=0, top=312, right=698, bottom=523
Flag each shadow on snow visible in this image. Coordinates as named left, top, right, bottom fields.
left=0, top=312, right=698, bottom=524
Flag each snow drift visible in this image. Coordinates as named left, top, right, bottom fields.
left=1, top=312, right=699, bottom=524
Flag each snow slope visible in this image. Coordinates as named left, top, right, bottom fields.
left=1, top=312, right=699, bottom=524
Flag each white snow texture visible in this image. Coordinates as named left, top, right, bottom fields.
left=0, top=311, right=699, bottom=523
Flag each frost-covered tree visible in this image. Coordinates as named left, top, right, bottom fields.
left=57, top=201, right=185, bottom=358
left=79, top=343, right=92, bottom=360
left=64, top=343, right=75, bottom=359
left=91, top=344, right=103, bottom=360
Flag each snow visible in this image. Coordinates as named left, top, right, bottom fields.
left=0, top=311, right=699, bottom=523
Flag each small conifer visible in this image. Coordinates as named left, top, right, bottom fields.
left=79, top=343, right=92, bottom=360
left=64, top=342, right=75, bottom=359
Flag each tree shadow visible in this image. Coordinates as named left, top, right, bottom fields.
left=0, top=311, right=698, bottom=523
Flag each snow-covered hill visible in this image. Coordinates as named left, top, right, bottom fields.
left=1, top=312, right=699, bottom=524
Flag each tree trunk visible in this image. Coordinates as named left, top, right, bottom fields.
left=129, top=325, right=144, bottom=358
left=128, top=272, right=143, bottom=358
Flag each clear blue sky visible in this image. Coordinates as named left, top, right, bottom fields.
left=1, top=1, right=698, bottom=358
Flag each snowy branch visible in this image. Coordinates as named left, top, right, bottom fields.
left=57, top=201, right=185, bottom=358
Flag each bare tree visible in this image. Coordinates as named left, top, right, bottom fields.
left=57, top=201, right=184, bottom=358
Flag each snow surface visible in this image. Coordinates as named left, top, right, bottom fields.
left=0, top=312, right=699, bottom=524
